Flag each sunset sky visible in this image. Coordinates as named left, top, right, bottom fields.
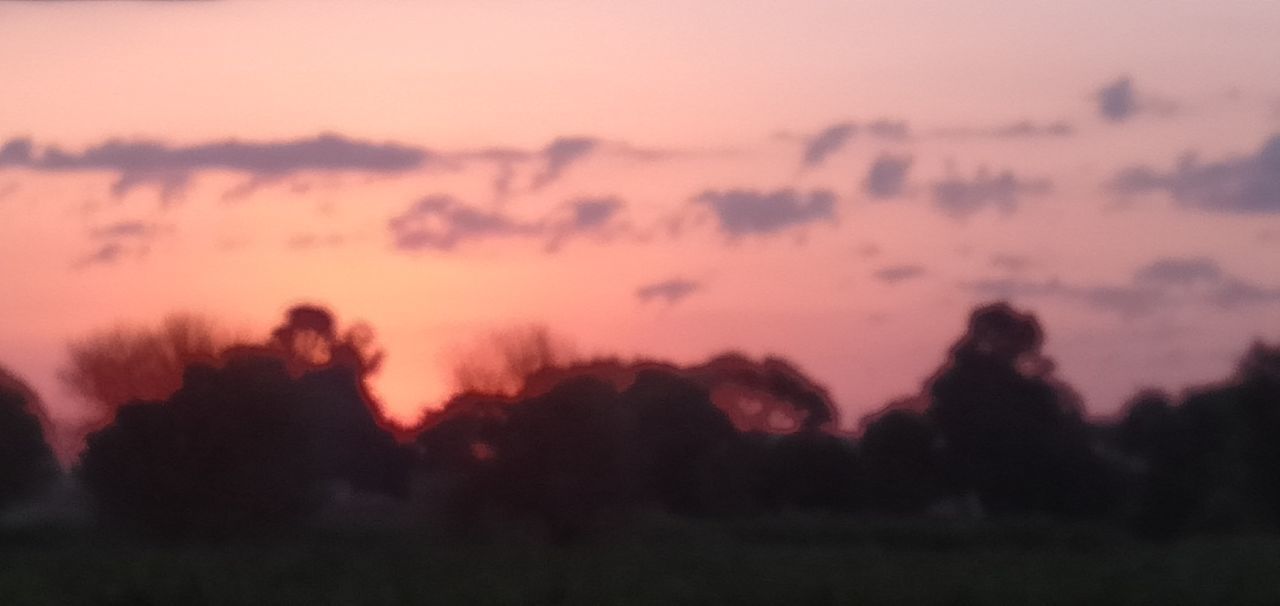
left=2, top=0, right=1279, bottom=429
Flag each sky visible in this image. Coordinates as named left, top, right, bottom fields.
left=2, top=0, right=1280, bottom=429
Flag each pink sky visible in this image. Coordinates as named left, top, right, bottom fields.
left=2, top=0, right=1280, bottom=429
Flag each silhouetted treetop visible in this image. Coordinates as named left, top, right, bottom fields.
left=518, top=352, right=838, bottom=434
left=926, top=301, right=1112, bottom=516
left=265, top=304, right=385, bottom=378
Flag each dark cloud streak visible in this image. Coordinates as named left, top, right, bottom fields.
left=967, top=256, right=1280, bottom=317
left=636, top=278, right=702, bottom=305
left=874, top=264, right=926, bottom=284
left=389, top=195, right=631, bottom=253
left=692, top=189, right=837, bottom=238
left=801, top=123, right=856, bottom=169
left=1109, top=134, right=1280, bottom=214
left=932, top=168, right=1052, bottom=219
left=1097, top=76, right=1138, bottom=122
left=863, top=154, right=912, bottom=199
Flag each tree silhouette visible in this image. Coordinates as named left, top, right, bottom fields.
left=0, top=366, right=59, bottom=510
left=859, top=405, right=947, bottom=514
left=60, top=313, right=228, bottom=421
left=490, top=377, right=633, bottom=540
left=758, top=431, right=861, bottom=512
left=1126, top=342, right=1280, bottom=535
left=76, top=306, right=409, bottom=534
left=622, top=369, right=737, bottom=514
left=927, top=302, right=1117, bottom=517
left=78, top=357, right=317, bottom=535
left=446, top=325, right=576, bottom=397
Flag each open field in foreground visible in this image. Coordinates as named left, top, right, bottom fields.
left=1, top=516, right=1278, bottom=605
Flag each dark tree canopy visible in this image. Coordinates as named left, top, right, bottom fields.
left=78, top=357, right=318, bottom=534
left=622, top=369, right=737, bottom=513
left=76, top=306, right=411, bottom=535
left=859, top=407, right=946, bottom=514
left=41, top=300, right=1280, bottom=542
left=1123, top=342, right=1280, bottom=536
left=0, top=367, right=59, bottom=510
left=927, top=302, right=1116, bottom=517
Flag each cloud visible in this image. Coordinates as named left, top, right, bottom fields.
left=989, top=253, right=1032, bottom=272
left=636, top=278, right=702, bottom=305
left=37, top=134, right=429, bottom=174
left=1108, top=134, right=1280, bottom=213
left=543, top=196, right=629, bottom=252
left=795, top=120, right=910, bottom=170
left=0, top=138, right=34, bottom=166
left=530, top=137, right=599, bottom=190
left=2, top=132, right=695, bottom=204
left=865, top=119, right=910, bottom=140
left=931, top=168, right=1052, bottom=219
left=1097, top=76, right=1139, bottom=122
left=1133, top=257, right=1224, bottom=286
left=75, top=243, right=129, bottom=268
left=863, top=153, right=912, bottom=199
left=563, top=197, right=623, bottom=231
left=1094, top=76, right=1177, bottom=123
left=75, top=219, right=165, bottom=268
left=90, top=220, right=159, bottom=240
left=873, top=264, right=926, bottom=284
left=966, top=277, right=1164, bottom=317
left=462, top=138, right=681, bottom=198
left=389, top=194, right=631, bottom=253
left=801, top=123, right=856, bottom=169
left=967, top=256, right=1280, bottom=318
left=990, top=120, right=1075, bottom=138
left=933, top=120, right=1075, bottom=139
left=856, top=243, right=881, bottom=258
left=692, top=188, right=837, bottom=238
left=0, top=133, right=435, bottom=201
left=389, top=195, right=536, bottom=252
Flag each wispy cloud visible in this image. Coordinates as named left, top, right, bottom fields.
left=873, top=264, right=927, bottom=284
left=933, top=120, right=1075, bottom=139
left=863, top=153, right=912, bottom=199
left=967, top=256, right=1280, bottom=318
left=75, top=220, right=165, bottom=269
left=389, top=195, right=536, bottom=252
left=1094, top=75, right=1177, bottom=123
left=0, top=133, right=435, bottom=203
left=989, top=253, right=1032, bottom=273
left=794, top=120, right=911, bottom=170
left=1097, top=76, right=1139, bottom=122
left=692, top=188, right=837, bottom=238
left=388, top=194, right=632, bottom=253
left=931, top=168, right=1052, bottom=219
left=530, top=137, right=598, bottom=190
left=636, top=278, right=702, bottom=305
left=1108, top=134, right=1280, bottom=213
left=801, top=123, right=857, bottom=169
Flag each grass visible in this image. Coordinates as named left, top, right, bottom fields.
left=1, top=515, right=1279, bottom=605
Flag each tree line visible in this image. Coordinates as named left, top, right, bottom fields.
left=2, top=302, right=1279, bottom=540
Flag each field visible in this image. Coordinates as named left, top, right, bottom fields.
left=2, top=516, right=1279, bottom=605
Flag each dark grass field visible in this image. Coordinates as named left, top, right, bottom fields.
left=2, top=516, right=1280, bottom=605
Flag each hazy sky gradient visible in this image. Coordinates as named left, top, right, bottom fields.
left=3, top=0, right=1280, bottom=427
